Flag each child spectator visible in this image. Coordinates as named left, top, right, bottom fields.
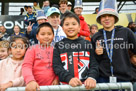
left=25, top=10, right=47, bottom=44
left=90, top=24, right=98, bottom=36
left=0, top=36, right=29, bottom=91
left=11, top=25, right=25, bottom=37
left=22, top=23, right=59, bottom=91
left=91, top=0, right=136, bottom=84
left=85, top=24, right=98, bottom=41
left=0, top=40, right=9, bottom=61
left=53, top=12, right=98, bottom=90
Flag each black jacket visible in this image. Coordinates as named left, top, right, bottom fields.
left=91, top=26, right=136, bottom=81
left=53, top=37, right=99, bottom=83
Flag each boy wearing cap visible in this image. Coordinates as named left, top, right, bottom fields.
left=91, top=0, right=136, bottom=83
left=26, top=10, right=47, bottom=44
left=74, top=0, right=90, bottom=37
left=46, top=7, right=66, bottom=44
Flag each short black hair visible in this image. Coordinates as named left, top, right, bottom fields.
left=61, top=12, right=80, bottom=26
left=128, top=22, right=134, bottom=26
left=36, top=22, right=54, bottom=35
left=24, top=5, right=28, bottom=8
left=95, top=7, right=99, bottom=11
left=33, top=0, right=38, bottom=3
left=27, top=6, right=32, bottom=8
left=43, top=0, right=49, bottom=2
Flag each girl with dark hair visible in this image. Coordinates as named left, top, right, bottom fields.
left=0, top=36, right=29, bottom=91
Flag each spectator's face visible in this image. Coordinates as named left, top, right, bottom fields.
left=10, top=39, right=26, bottom=60
left=74, top=7, right=83, bottom=16
left=43, top=1, right=50, bottom=7
left=0, top=47, right=9, bottom=60
left=24, top=7, right=28, bottom=11
left=132, top=23, right=136, bottom=28
left=37, top=19, right=46, bottom=25
left=47, top=13, right=60, bottom=28
left=131, top=55, right=136, bottom=65
left=33, top=2, right=38, bottom=6
left=67, top=5, right=72, bottom=11
left=96, top=8, right=99, bottom=13
left=91, top=26, right=98, bottom=35
left=100, top=14, right=115, bottom=30
left=36, top=27, right=54, bottom=45
left=0, top=26, right=6, bottom=33
left=60, top=3, right=67, bottom=10
left=14, top=26, right=20, bottom=33
left=27, top=7, right=32, bottom=13
left=62, top=17, right=80, bottom=40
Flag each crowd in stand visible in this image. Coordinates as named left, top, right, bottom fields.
left=0, top=0, right=136, bottom=91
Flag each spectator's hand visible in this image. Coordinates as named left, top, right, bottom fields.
left=27, top=22, right=34, bottom=34
left=95, top=40, right=103, bottom=55
left=52, top=78, right=59, bottom=85
left=0, top=81, right=13, bottom=91
left=69, top=77, right=82, bottom=87
left=25, top=81, right=40, bottom=91
left=131, top=55, right=136, bottom=65
left=84, top=78, right=96, bottom=90
left=0, top=33, right=3, bottom=38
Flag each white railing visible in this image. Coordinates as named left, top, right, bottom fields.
left=6, top=82, right=133, bottom=91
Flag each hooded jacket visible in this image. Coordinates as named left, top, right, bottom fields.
left=91, top=26, right=136, bottom=81
left=78, top=15, right=90, bottom=37
left=53, top=37, right=99, bottom=83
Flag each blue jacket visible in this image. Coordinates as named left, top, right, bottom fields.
left=42, top=6, right=50, bottom=15
left=24, top=12, right=37, bottom=26
left=11, top=32, right=25, bottom=37
left=25, top=25, right=38, bottom=44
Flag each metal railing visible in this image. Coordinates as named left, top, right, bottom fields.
left=6, top=82, right=133, bottom=91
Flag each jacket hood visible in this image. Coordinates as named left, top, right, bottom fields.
left=79, top=15, right=84, bottom=21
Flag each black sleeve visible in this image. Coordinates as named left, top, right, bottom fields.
left=127, top=28, right=136, bottom=54
left=25, top=31, right=31, bottom=39
left=91, top=36, right=96, bottom=49
left=53, top=43, right=73, bottom=83
left=25, top=28, right=34, bottom=40
left=87, top=42, right=99, bottom=79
